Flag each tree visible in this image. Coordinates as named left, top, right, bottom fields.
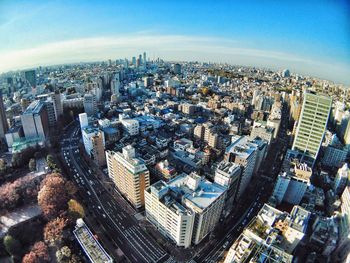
left=0, top=158, right=7, bottom=175
left=43, top=217, right=68, bottom=245
left=46, top=154, right=56, bottom=170
left=38, top=173, right=69, bottom=219
left=3, top=235, right=22, bottom=256
left=0, top=173, right=42, bottom=210
left=65, top=181, right=78, bottom=196
left=0, top=182, right=20, bottom=210
left=22, top=241, right=50, bottom=263
left=68, top=199, right=85, bottom=219
left=12, top=152, right=23, bottom=168
left=29, top=158, right=36, bottom=172
left=56, top=246, right=80, bottom=263
left=201, top=87, right=210, bottom=96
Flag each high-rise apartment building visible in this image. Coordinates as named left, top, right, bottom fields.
left=145, top=172, right=226, bottom=248
left=214, top=161, right=242, bottom=215
left=292, top=91, right=332, bottom=166
left=194, top=123, right=218, bottom=148
left=250, top=121, right=274, bottom=145
left=83, top=94, right=97, bottom=116
left=24, top=70, right=36, bottom=88
left=333, top=163, right=349, bottom=195
left=110, top=72, right=120, bottom=97
left=82, top=127, right=104, bottom=157
left=0, top=91, right=9, bottom=140
left=225, top=136, right=257, bottom=198
left=106, top=146, right=150, bottom=208
left=79, top=113, right=89, bottom=130
left=334, top=185, right=350, bottom=262
left=21, top=100, right=49, bottom=141
left=272, top=162, right=311, bottom=205
left=91, top=131, right=106, bottom=167
left=52, top=90, right=63, bottom=119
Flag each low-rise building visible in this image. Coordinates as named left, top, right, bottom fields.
left=225, top=204, right=309, bottom=263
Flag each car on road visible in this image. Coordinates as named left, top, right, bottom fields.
left=223, top=241, right=229, bottom=249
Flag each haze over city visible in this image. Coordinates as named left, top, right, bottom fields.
left=1, top=0, right=349, bottom=84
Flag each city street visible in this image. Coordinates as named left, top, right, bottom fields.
left=61, top=121, right=169, bottom=263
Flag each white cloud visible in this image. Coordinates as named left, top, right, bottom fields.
left=1, top=34, right=349, bottom=84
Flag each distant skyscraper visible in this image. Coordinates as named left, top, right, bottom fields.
left=174, top=63, right=182, bottom=74
left=292, top=91, right=332, bottom=166
left=24, top=70, right=36, bottom=88
left=143, top=52, right=146, bottom=64
left=0, top=91, right=9, bottom=140
left=282, top=69, right=290, bottom=78
left=110, top=72, right=120, bottom=97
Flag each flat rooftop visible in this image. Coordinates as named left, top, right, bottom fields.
left=226, top=136, right=257, bottom=159
left=216, top=161, right=241, bottom=175
left=23, top=100, right=44, bottom=115
left=168, top=173, right=226, bottom=210
left=73, top=221, right=112, bottom=263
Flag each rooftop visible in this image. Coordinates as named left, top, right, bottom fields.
left=23, top=100, right=44, bottom=115
left=289, top=206, right=310, bottom=233
left=73, top=219, right=112, bottom=263
left=150, top=173, right=226, bottom=213
left=216, top=161, right=241, bottom=175
left=169, top=173, right=226, bottom=210
left=226, top=135, right=257, bottom=159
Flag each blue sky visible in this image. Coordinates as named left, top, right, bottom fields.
left=0, top=0, right=349, bottom=84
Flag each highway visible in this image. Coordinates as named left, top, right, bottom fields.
left=61, top=121, right=169, bottom=263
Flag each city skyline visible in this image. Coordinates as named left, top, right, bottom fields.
left=1, top=1, right=350, bottom=85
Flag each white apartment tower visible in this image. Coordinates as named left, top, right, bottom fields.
left=145, top=173, right=226, bottom=248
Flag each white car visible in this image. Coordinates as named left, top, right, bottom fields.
left=223, top=241, right=229, bottom=249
